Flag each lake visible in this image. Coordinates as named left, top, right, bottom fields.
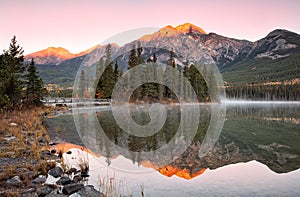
left=45, top=102, right=300, bottom=196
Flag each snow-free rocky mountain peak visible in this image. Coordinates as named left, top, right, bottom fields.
left=30, top=23, right=299, bottom=85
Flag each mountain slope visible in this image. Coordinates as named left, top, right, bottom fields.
left=36, top=44, right=119, bottom=86
left=31, top=23, right=300, bottom=86
left=222, top=29, right=300, bottom=84
left=25, top=45, right=100, bottom=65
left=113, top=23, right=252, bottom=71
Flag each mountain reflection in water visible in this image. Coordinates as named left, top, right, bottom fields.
left=46, top=103, right=300, bottom=196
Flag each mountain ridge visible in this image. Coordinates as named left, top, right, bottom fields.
left=30, top=23, right=300, bottom=86
left=25, top=45, right=102, bottom=65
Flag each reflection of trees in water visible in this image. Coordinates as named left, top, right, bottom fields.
left=96, top=105, right=210, bottom=155
left=226, top=104, right=300, bottom=121
left=54, top=104, right=299, bottom=179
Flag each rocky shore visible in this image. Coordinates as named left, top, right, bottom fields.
left=0, top=107, right=104, bottom=197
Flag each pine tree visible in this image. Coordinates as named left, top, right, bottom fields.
left=153, top=53, right=157, bottom=63
left=105, top=43, right=112, bottom=67
left=0, top=53, right=12, bottom=109
left=137, top=42, right=144, bottom=65
left=167, top=49, right=176, bottom=68
left=114, top=61, right=119, bottom=81
left=96, top=44, right=115, bottom=99
left=78, top=69, right=87, bottom=97
left=24, top=58, right=45, bottom=105
left=1, top=36, right=26, bottom=108
left=128, top=44, right=138, bottom=69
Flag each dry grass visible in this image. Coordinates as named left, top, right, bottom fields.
left=0, top=106, right=56, bottom=190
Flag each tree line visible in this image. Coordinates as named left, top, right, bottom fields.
left=0, top=36, right=46, bottom=110
left=94, top=43, right=211, bottom=102
left=226, top=83, right=300, bottom=101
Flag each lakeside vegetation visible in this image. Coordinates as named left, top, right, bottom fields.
left=0, top=36, right=46, bottom=111
left=78, top=43, right=212, bottom=102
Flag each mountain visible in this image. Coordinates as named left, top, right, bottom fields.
left=25, top=45, right=100, bottom=65
left=222, top=29, right=300, bottom=84
left=36, top=44, right=119, bottom=86
left=112, top=23, right=253, bottom=71
left=32, top=23, right=300, bottom=86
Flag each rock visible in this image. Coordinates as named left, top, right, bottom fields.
left=36, top=185, right=54, bottom=197
left=5, top=152, right=15, bottom=157
left=37, top=137, right=47, bottom=146
left=21, top=188, right=37, bottom=197
left=32, top=175, right=46, bottom=184
left=62, top=183, right=84, bottom=195
left=6, top=175, right=24, bottom=187
left=56, top=176, right=72, bottom=185
left=48, top=166, right=63, bottom=178
left=16, top=167, right=29, bottom=173
left=3, top=136, right=16, bottom=141
left=72, top=175, right=82, bottom=183
left=21, top=171, right=36, bottom=180
left=45, top=194, right=67, bottom=197
left=41, top=150, right=51, bottom=156
left=22, top=192, right=38, bottom=197
left=76, top=185, right=104, bottom=197
left=49, top=142, right=59, bottom=146
left=9, top=122, right=18, bottom=126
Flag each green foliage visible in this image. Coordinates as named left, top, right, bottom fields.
left=128, top=44, right=138, bottom=69
left=24, top=58, right=46, bottom=105
left=96, top=44, right=119, bottom=99
left=0, top=36, right=26, bottom=108
left=185, top=64, right=209, bottom=102
left=222, top=49, right=300, bottom=85
left=0, top=36, right=46, bottom=110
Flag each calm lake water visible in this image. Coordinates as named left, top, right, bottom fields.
left=46, top=103, right=300, bottom=196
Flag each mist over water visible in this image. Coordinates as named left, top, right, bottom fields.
left=221, top=98, right=300, bottom=105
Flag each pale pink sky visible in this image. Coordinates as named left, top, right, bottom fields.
left=0, top=0, right=299, bottom=55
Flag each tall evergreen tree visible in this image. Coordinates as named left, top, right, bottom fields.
left=24, top=58, right=45, bottom=105
left=1, top=36, right=26, bottom=108
left=104, top=43, right=112, bottom=67
left=96, top=44, right=115, bottom=99
left=128, top=44, right=138, bottom=69
left=137, top=42, right=144, bottom=65
left=167, top=49, right=176, bottom=68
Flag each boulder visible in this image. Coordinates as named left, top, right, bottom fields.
left=32, top=175, right=46, bottom=185
left=56, top=176, right=72, bottom=185
left=76, top=185, right=104, bottom=197
left=48, top=166, right=63, bottom=178
left=62, top=183, right=84, bottom=195
left=36, top=185, right=54, bottom=197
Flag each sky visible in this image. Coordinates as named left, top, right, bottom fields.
left=0, top=0, right=299, bottom=55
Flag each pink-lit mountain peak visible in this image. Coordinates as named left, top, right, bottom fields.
left=140, top=23, right=206, bottom=41
left=175, top=23, right=207, bottom=34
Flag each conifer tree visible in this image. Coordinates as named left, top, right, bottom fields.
left=137, top=42, right=144, bottom=65
left=96, top=44, right=115, bottom=99
left=128, top=44, right=138, bottom=69
left=3, top=36, right=26, bottom=107
left=24, top=58, right=45, bottom=105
